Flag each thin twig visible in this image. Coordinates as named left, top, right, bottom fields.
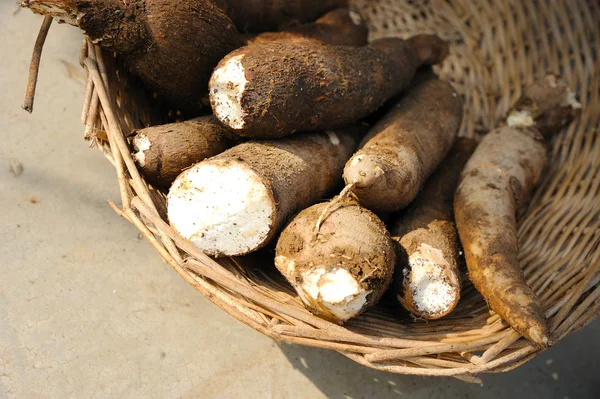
left=23, top=16, right=53, bottom=113
left=315, top=183, right=356, bottom=233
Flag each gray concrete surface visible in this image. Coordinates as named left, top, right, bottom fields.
left=1, top=5, right=598, bottom=398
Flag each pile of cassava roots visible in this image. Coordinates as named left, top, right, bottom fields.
left=23, top=0, right=582, bottom=346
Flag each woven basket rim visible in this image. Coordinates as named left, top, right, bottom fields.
left=65, top=0, right=600, bottom=381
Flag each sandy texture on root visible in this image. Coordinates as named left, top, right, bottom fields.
left=405, top=245, right=458, bottom=317
left=275, top=198, right=395, bottom=323
left=209, top=55, right=248, bottom=130
left=343, top=74, right=463, bottom=212
left=167, top=161, right=274, bottom=256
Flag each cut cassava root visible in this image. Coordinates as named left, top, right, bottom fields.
left=167, top=126, right=364, bottom=256
left=454, top=75, right=580, bottom=346
left=131, top=116, right=240, bottom=187
left=244, top=8, right=368, bottom=46
left=209, top=35, right=449, bottom=138
left=276, top=197, right=395, bottom=323
left=213, top=0, right=347, bottom=33
left=391, top=138, right=477, bottom=320
left=22, top=0, right=242, bottom=113
left=343, top=73, right=463, bottom=213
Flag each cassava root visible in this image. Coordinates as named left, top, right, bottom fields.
left=167, top=126, right=365, bottom=256
left=391, top=138, right=477, bottom=320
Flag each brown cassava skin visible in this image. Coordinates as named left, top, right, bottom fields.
left=131, top=116, right=239, bottom=187
left=213, top=0, right=347, bottom=32
left=206, top=126, right=364, bottom=253
left=210, top=35, right=448, bottom=138
left=343, top=74, right=463, bottom=213
left=454, top=76, right=579, bottom=345
left=22, top=0, right=242, bottom=113
left=391, top=138, right=477, bottom=319
left=275, top=197, right=395, bottom=323
left=244, top=8, right=368, bottom=46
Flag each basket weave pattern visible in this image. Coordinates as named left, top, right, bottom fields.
left=78, top=0, right=600, bottom=379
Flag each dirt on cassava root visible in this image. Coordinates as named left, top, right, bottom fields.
left=276, top=197, right=395, bottom=323
left=209, top=35, right=449, bottom=138
left=22, top=0, right=242, bottom=114
left=213, top=0, right=348, bottom=32
left=454, top=75, right=580, bottom=346
left=244, top=8, right=368, bottom=46
left=391, top=138, right=477, bottom=320
left=167, top=126, right=365, bottom=256
left=131, top=116, right=240, bottom=187
left=343, top=72, right=463, bottom=213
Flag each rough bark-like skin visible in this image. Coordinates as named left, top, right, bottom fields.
left=23, top=0, right=242, bottom=113
left=454, top=126, right=549, bottom=345
left=343, top=74, right=463, bottom=213
left=454, top=75, right=579, bottom=346
left=276, top=197, right=395, bottom=322
left=391, top=138, right=477, bottom=319
left=213, top=0, right=347, bottom=32
left=245, top=8, right=368, bottom=46
left=132, top=116, right=239, bottom=187
left=210, top=126, right=364, bottom=251
left=211, top=35, right=448, bottom=138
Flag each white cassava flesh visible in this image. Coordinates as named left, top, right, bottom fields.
left=405, top=244, right=458, bottom=317
left=167, top=161, right=273, bottom=256
left=274, top=258, right=371, bottom=322
left=132, top=134, right=151, bottom=167
left=209, top=55, right=247, bottom=130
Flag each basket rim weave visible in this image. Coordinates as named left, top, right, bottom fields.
left=71, top=0, right=600, bottom=381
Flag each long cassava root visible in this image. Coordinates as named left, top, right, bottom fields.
left=454, top=75, right=580, bottom=346
left=244, top=8, right=368, bottom=46
left=391, top=138, right=477, bottom=320
left=209, top=35, right=449, bottom=138
left=213, top=0, right=348, bottom=32
left=22, top=0, right=242, bottom=113
left=167, top=126, right=364, bottom=256
left=343, top=73, right=463, bottom=213
left=131, top=116, right=240, bottom=187
left=276, top=197, right=395, bottom=323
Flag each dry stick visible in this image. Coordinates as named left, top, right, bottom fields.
left=272, top=324, right=441, bottom=349
left=84, top=58, right=181, bottom=262
left=364, top=330, right=513, bottom=363
left=344, top=345, right=537, bottom=377
left=81, top=39, right=97, bottom=124
left=314, top=183, right=356, bottom=232
left=23, top=16, right=52, bottom=113
left=549, top=247, right=600, bottom=332
left=553, top=284, right=600, bottom=338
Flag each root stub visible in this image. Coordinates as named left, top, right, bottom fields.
left=275, top=197, right=395, bottom=323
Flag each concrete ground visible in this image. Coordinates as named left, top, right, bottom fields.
left=1, top=5, right=598, bottom=399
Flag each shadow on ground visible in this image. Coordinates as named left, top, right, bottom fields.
left=279, top=319, right=599, bottom=398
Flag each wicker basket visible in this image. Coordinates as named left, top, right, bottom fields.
left=72, top=0, right=600, bottom=381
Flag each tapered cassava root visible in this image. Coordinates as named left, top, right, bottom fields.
left=167, top=126, right=364, bottom=256
left=244, top=8, right=368, bottom=46
left=213, top=0, right=347, bottom=32
left=21, top=0, right=242, bottom=114
left=131, top=116, right=240, bottom=187
left=343, top=73, right=463, bottom=213
left=276, top=197, right=395, bottom=323
left=391, top=138, right=477, bottom=320
left=454, top=75, right=580, bottom=346
left=209, top=35, right=448, bottom=138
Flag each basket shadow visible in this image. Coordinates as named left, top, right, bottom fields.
left=278, top=318, right=600, bottom=398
